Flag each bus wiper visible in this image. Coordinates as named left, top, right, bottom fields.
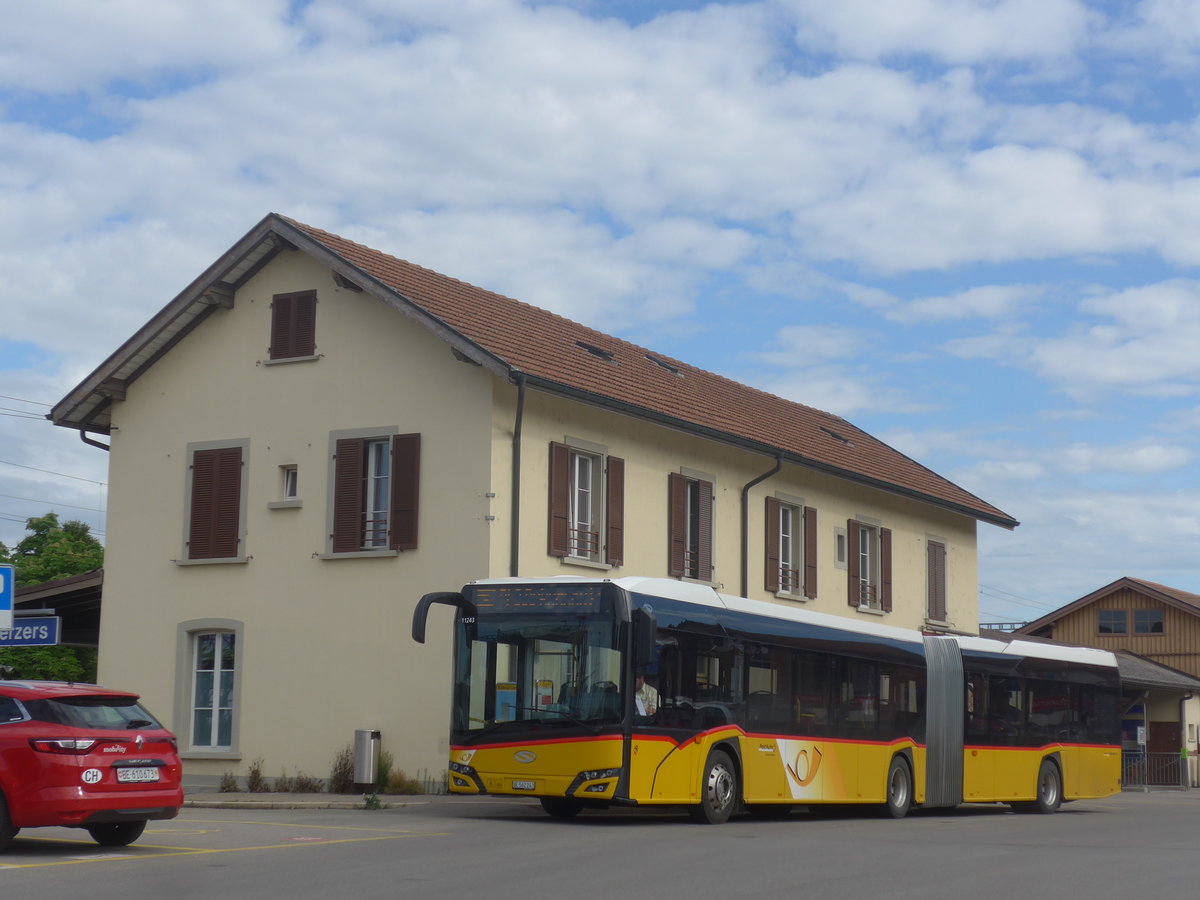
left=516, top=706, right=600, bottom=733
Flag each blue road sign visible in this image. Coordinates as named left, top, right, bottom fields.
left=0, top=564, right=12, bottom=631
left=0, top=616, right=60, bottom=647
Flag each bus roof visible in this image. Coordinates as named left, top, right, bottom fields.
left=468, top=576, right=1120, bottom=670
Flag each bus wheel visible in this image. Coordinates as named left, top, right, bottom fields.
left=540, top=797, right=584, bottom=818
left=691, top=750, right=737, bottom=824
left=1017, top=760, right=1061, bottom=814
left=884, top=756, right=912, bottom=819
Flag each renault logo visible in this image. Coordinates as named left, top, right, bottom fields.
left=514, top=751, right=537, bottom=764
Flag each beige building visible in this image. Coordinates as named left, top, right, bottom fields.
left=52, top=213, right=1017, bottom=789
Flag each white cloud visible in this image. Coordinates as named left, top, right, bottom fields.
left=888, top=284, right=1044, bottom=323
left=780, top=0, right=1095, bottom=64
left=1028, top=281, right=1200, bottom=397
left=0, top=1, right=296, bottom=94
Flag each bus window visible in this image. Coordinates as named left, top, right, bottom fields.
left=793, top=651, right=830, bottom=736
left=965, top=672, right=987, bottom=740
left=834, top=657, right=878, bottom=739
left=989, top=676, right=1024, bottom=740
left=746, top=644, right=792, bottom=733
left=1026, top=677, right=1069, bottom=741
left=879, top=663, right=924, bottom=741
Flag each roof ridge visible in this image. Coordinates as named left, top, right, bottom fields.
left=282, top=216, right=854, bottom=425
left=280, top=214, right=1016, bottom=528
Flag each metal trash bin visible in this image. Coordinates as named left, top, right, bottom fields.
left=353, top=729, right=381, bottom=792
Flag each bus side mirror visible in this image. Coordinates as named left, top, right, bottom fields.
left=413, top=592, right=475, bottom=643
left=633, top=607, right=656, bottom=669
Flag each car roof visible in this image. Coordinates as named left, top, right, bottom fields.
left=0, top=680, right=139, bottom=700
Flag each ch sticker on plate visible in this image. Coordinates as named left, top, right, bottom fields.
left=82, top=768, right=103, bottom=785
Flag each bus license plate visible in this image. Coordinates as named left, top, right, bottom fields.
left=116, top=767, right=160, bottom=784
left=512, top=780, right=536, bottom=791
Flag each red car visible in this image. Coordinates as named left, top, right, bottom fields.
left=0, top=681, right=183, bottom=850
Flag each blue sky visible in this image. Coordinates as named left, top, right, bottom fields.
left=3, top=0, right=1200, bottom=625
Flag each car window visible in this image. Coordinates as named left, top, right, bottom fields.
left=23, top=696, right=162, bottom=730
left=0, top=696, right=24, bottom=724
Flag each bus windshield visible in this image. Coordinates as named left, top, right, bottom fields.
left=453, top=601, right=625, bottom=739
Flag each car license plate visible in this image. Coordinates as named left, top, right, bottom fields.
left=116, top=767, right=160, bottom=784
left=511, top=780, right=536, bottom=791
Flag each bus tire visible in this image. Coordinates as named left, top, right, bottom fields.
left=540, top=797, right=584, bottom=818
left=691, top=749, right=738, bottom=824
left=1016, top=759, right=1062, bottom=814
left=884, top=756, right=913, bottom=819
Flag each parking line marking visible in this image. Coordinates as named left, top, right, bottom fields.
left=0, top=829, right=449, bottom=869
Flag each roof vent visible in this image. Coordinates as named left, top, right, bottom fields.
left=576, top=341, right=616, bottom=363
left=644, top=354, right=681, bottom=376
left=820, top=425, right=852, bottom=446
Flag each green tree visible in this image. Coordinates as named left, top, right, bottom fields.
left=0, top=512, right=103, bottom=586
left=0, top=513, right=103, bottom=682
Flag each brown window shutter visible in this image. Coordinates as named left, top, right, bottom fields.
left=332, top=438, right=365, bottom=552
left=389, top=434, right=420, bottom=551
left=548, top=442, right=571, bottom=557
left=927, top=540, right=946, bottom=620
left=697, top=479, right=713, bottom=581
left=605, top=456, right=624, bottom=566
left=667, top=472, right=687, bottom=577
left=189, top=447, right=242, bottom=559
left=846, top=519, right=860, bottom=607
left=764, top=496, right=781, bottom=592
left=880, top=527, right=893, bottom=613
left=270, top=290, right=317, bottom=360
left=803, top=506, right=818, bottom=599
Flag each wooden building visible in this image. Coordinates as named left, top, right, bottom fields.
left=1016, top=577, right=1200, bottom=787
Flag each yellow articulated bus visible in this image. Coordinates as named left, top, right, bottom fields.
left=412, top=577, right=1121, bottom=823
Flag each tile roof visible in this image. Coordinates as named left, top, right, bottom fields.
left=286, top=217, right=1016, bottom=528
left=51, top=213, right=1016, bottom=529
left=1015, top=576, right=1200, bottom=635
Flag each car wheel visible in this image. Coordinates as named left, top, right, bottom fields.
left=690, top=749, right=737, bottom=824
left=0, top=794, right=16, bottom=852
left=86, top=821, right=147, bottom=847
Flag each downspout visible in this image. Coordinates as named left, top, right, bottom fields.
left=80, top=431, right=110, bottom=452
left=1182, top=693, right=1194, bottom=789
left=509, top=374, right=526, bottom=577
left=740, top=455, right=784, bottom=598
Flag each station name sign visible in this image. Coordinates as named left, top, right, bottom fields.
left=0, top=617, right=60, bottom=647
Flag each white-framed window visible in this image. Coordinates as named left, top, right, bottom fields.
left=569, top=450, right=601, bottom=560
left=847, top=518, right=892, bottom=613
left=857, top=523, right=877, bottom=608
left=282, top=465, right=298, bottom=500
left=778, top=502, right=802, bottom=594
left=192, top=632, right=236, bottom=748
left=548, top=440, right=625, bottom=567
left=668, top=469, right=713, bottom=582
left=364, top=438, right=391, bottom=549
left=175, top=618, right=243, bottom=758
left=327, top=428, right=421, bottom=555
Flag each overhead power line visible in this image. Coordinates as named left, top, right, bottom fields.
left=0, top=459, right=106, bottom=486
left=0, top=394, right=52, bottom=407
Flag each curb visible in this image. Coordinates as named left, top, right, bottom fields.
left=182, top=795, right=434, bottom=811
